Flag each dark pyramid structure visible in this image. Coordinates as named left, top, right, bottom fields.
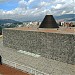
left=39, top=15, right=59, bottom=28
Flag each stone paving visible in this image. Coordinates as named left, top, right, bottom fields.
left=0, top=37, right=75, bottom=75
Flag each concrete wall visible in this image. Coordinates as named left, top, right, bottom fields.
left=3, top=29, right=75, bottom=64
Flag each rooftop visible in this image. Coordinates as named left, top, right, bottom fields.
left=5, top=27, right=75, bottom=34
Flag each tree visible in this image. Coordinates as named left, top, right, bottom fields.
left=0, top=26, right=2, bottom=35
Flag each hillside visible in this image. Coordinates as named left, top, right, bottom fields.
left=54, top=14, right=75, bottom=21
left=68, top=18, right=75, bottom=21
left=0, top=19, right=21, bottom=24
left=22, top=14, right=75, bottom=22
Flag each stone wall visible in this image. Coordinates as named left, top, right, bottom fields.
left=3, top=29, right=75, bottom=64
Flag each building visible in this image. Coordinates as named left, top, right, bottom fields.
left=2, top=15, right=75, bottom=75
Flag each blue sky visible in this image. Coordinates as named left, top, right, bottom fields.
left=0, top=1, right=18, bottom=10
left=0, top=0, right=74, bottom=21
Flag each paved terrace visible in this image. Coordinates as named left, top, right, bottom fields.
left=0, top=36, right=75, bottom=75
left=6, top=27, right=75, bottom=34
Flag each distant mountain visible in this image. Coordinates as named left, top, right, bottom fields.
left=0, top=19, right=21, bottom=24
left=33, top=14, right=75, bottom=22
left=0, top=14, right=75, bottom=23
left=68, top=18, right=75, bottom=21
left=54, top=14, right=75, bottom=21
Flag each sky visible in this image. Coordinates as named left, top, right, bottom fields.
left=0, top=0, right=75, bottom=21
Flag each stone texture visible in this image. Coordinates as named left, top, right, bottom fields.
left=3, top=28, right=75, bottom=64
left=0, top=37, right=75, bottom=75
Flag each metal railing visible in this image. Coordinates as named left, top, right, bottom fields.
left=2, top=58, right=49, bottom=75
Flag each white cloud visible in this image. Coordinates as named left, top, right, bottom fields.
left=18, top=0, right=35, bottom=8
left=51, top=0, right=74, bottom=15
left=18, top=0, right=27, bottom=9
left=19, top=0, right=27, bottom=5
left=6, top=11, right=14, bottom=14
left=0, top=0, right=74, bottom=21
left=61, top=11, right=66, bottom=14
left=40, top=1, right=50, bottom=7
left=28, top=0, right=35, bottom=4
left=52, top=4, right=62, bottom=9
